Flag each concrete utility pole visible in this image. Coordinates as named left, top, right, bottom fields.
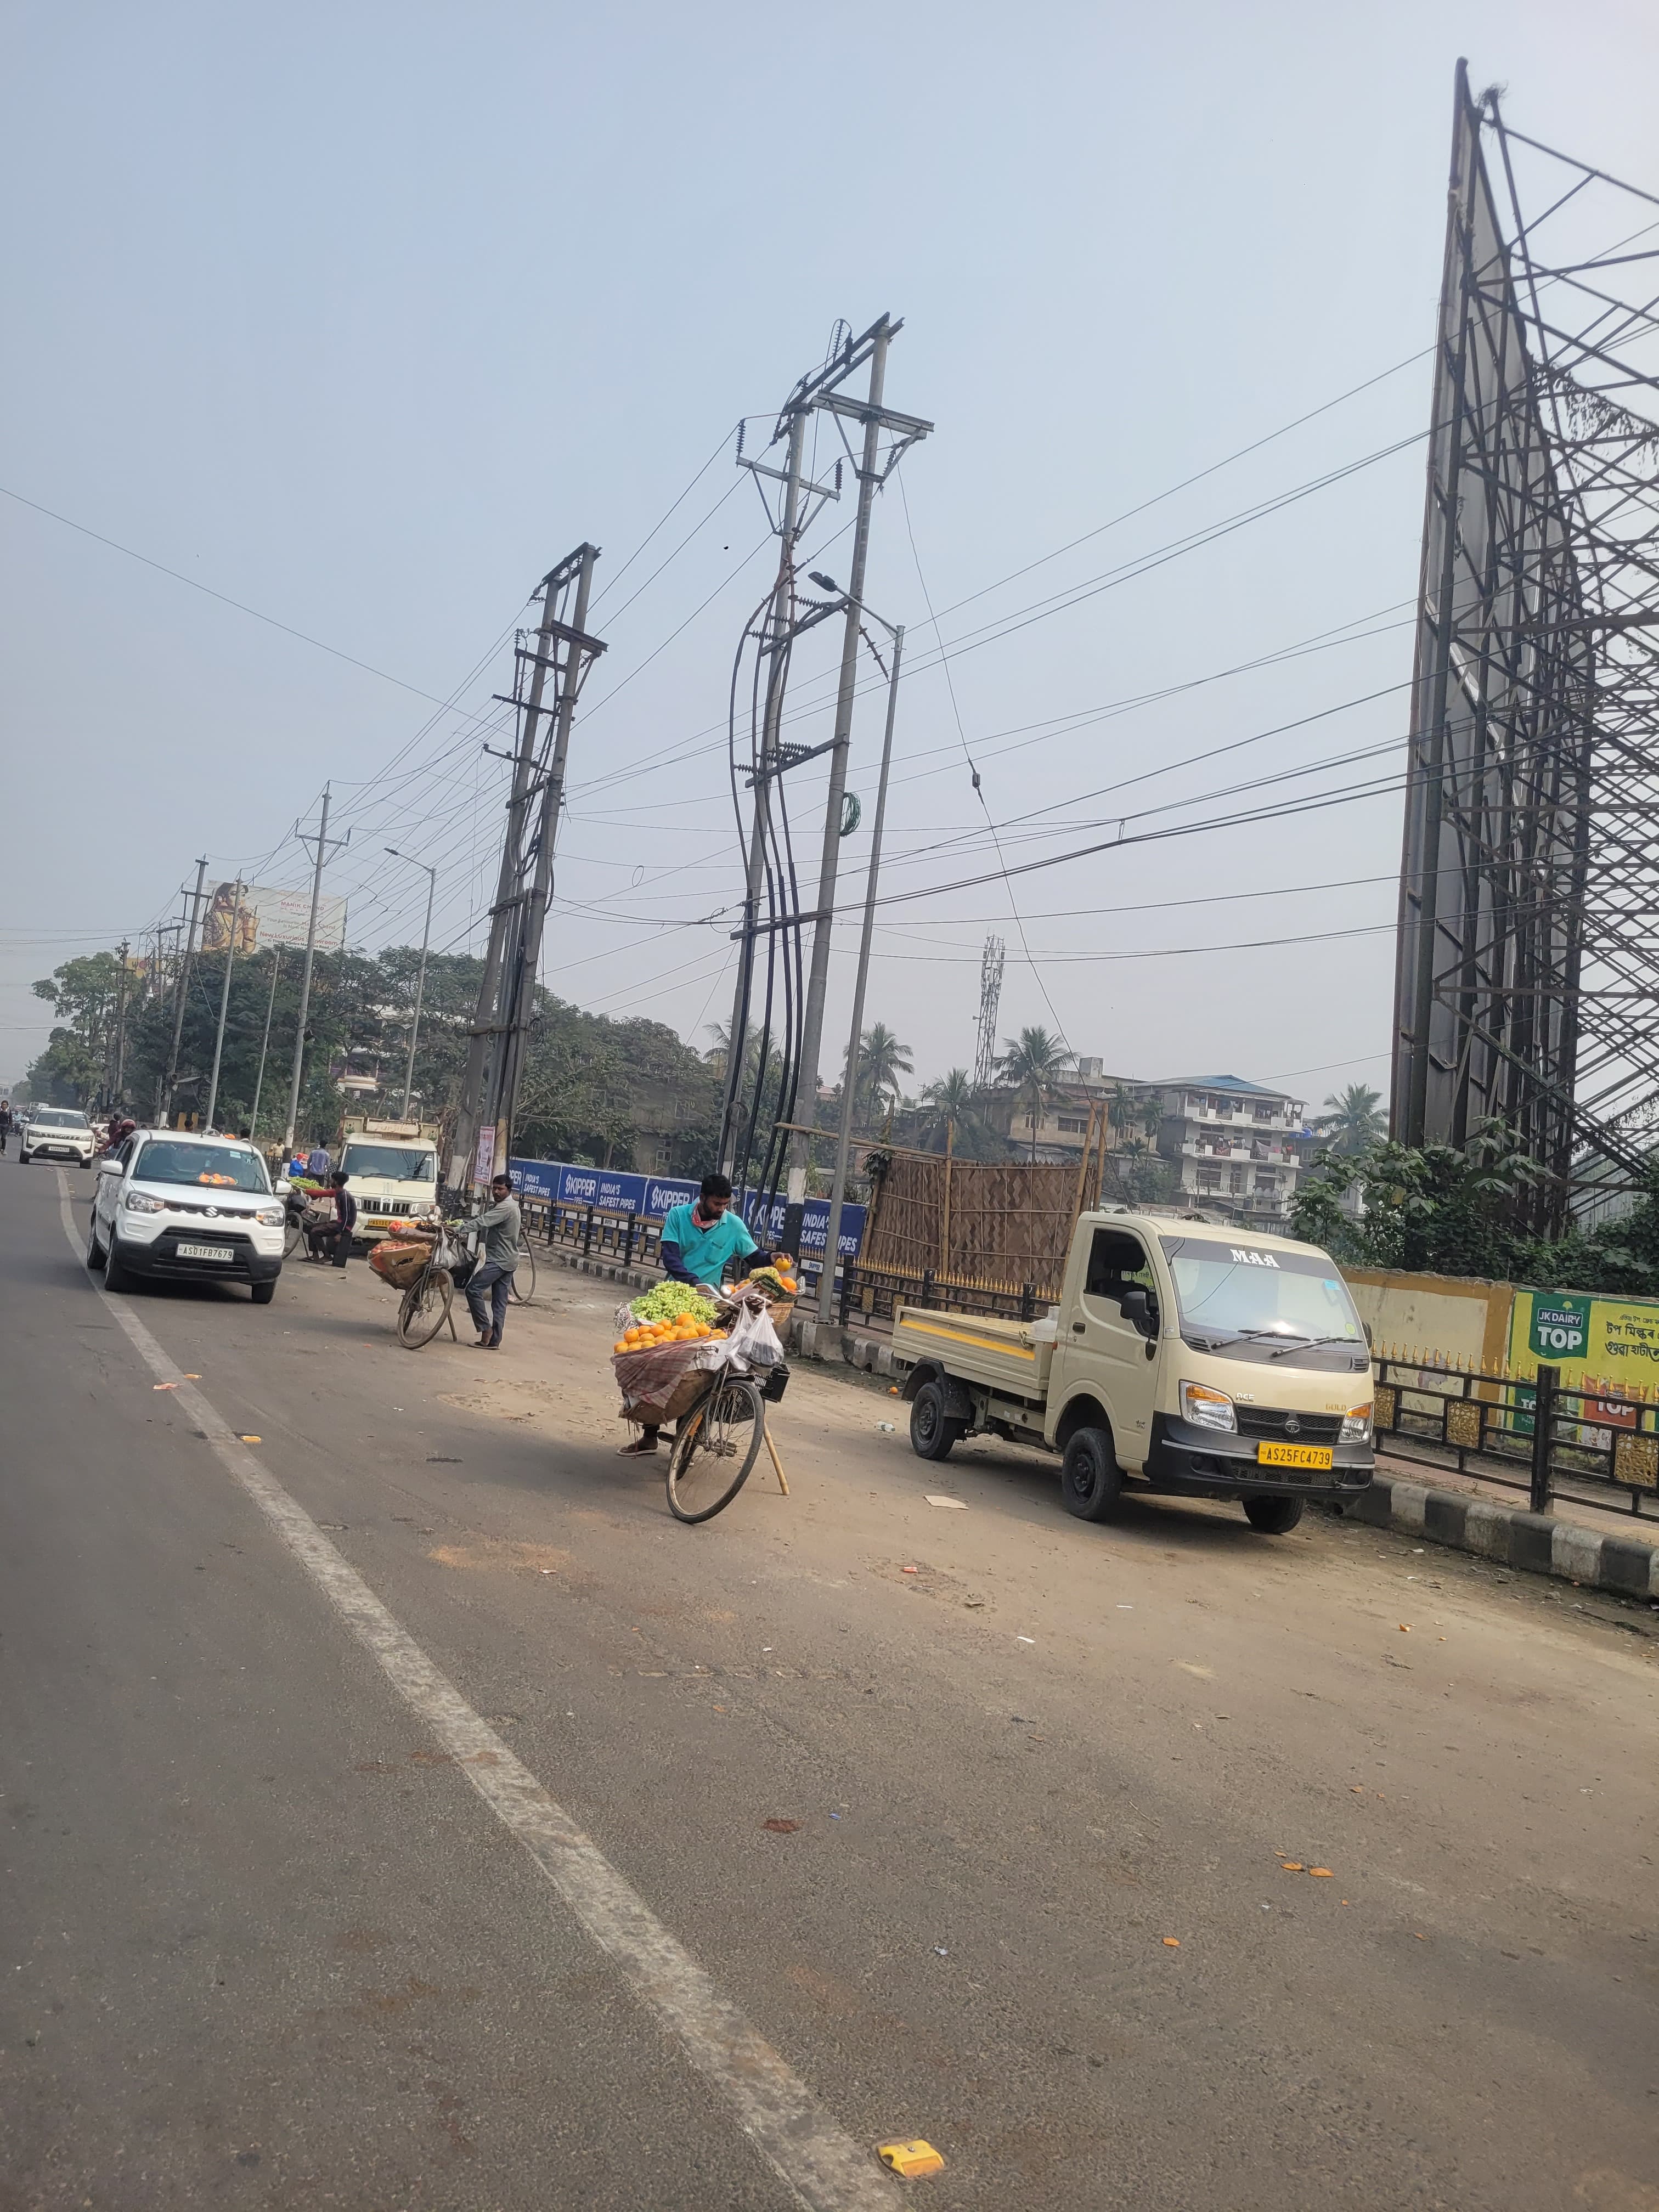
left=282, top=790, right=346, bottom=1153
left=450, top=549, right=605, bottom=1194
left=248, top=946, right=282, bottom=1142
left=386, top=851, right=438, bottom=1119
left=161, top=859, right=208, bottom=1125
left=110, top=940, right=131, bottom=1109
left=203, top=882, right=244, bottom=1132
left=822, top=613, right=904, bottom=1322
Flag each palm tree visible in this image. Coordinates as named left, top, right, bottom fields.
left=1314, top=1082, right=1387, bottom=1158
left=996, top=1025, right=1074, bottom=1163
left=916, top=1068, right=977, bottom=1152
left=1106, top=1082, right=1138, bottom=1146
left=846, top=1023, right=913, bottom=1123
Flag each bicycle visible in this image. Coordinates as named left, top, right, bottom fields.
left=396, top=1220, right=475, bottom=1349
left=507, top=1237, right=538, bottom=1305
left=664, top=1369, right=769, bottom=1523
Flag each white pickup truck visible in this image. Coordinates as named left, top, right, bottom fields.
left=335, top=1117, right=441, bottom=1245
left=891, top=1210, right=1374, bottom=1534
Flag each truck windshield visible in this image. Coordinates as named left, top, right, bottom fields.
left=1158, top=1236, right=1363, bottom=1348
left=133, top=1141, right=270, bottom=1193
left=340, top=1143, right=436, bottom=1182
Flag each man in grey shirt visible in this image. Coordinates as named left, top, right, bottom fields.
left=465, top=1172, right=522, bottom=1349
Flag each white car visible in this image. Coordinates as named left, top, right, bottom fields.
left=20, top=1106, right=95, bottom=1166
left=88, top=1129, right=287, bottom=1304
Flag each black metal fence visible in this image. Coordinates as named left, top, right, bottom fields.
left=836, top=1262, right=1052, bottom=1328
left=1373, top=1353, right=1659, bottom=1520
left=521, top=1197, right=669, bottom=1272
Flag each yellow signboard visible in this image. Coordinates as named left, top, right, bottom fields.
left=1508, top=1288, right=1659, bottom=1394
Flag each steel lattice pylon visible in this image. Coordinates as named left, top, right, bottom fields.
left=1391, top=61, right=1659, bottom=1233
left=972, top=934, right=1005, bottom=1094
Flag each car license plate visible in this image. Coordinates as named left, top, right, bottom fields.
left=1257, top=1441, right=1333, bottom=1470
left=177, top=1242, right=234, bottom=1263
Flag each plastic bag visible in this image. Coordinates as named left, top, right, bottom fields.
left=725, top=1297, right=783, bottom=1374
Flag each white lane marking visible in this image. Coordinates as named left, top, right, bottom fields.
left=56, top=1173, right=891, bottom=2211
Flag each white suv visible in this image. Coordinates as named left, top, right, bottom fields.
left=20, top=1107, right=95, bottom=1167
left=89, top=1130, right=287, bottom=1304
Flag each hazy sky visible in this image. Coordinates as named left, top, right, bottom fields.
left=5, top=1, right=1656, bottom=1110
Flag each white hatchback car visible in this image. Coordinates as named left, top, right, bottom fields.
left=89, top=1130, right=287, bottom=1303
left=20, top=1106, right=95, bottom=1166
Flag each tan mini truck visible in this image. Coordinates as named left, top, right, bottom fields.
left=891, top=1211, right=1374, bottom=1534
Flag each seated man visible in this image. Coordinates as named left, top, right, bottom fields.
left=305, top=1171, right=357, bottom=1267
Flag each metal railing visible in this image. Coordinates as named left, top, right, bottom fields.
left=1373, top=1351, right=1659, bottom=1519
left=836, top=1262, right=1054, bottom=1328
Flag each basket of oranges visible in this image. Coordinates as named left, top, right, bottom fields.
left=742, top=1260, right=799, bottom=1334
left=611, top=1291, right=731, bottom=1425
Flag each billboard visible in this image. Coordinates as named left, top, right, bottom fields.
left=201, top=881, right=348, bottom=955
left=506, top=1158, right=866, bottom=1263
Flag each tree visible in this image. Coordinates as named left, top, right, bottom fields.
left=847, top=1023, right=913, bottom=1124
left=914, top=1068, right=1005, bottom=1159
left=30, top=953, right=128, bottom=1106
left=996, top=1026, right=1074, bottom=1163
left=1314, top=1082, right=1388, bottom=1158
left=1290, top=1121, right=1544, bottom=1278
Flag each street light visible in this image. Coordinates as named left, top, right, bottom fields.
left=820, top=595, right=904, bottom=1326
left=385, top=849, right=438, bottom=1119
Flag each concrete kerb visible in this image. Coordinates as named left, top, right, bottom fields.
left=1345, top=1470, right=1659, bottom=1601
left=540, top=1246, right=1659, bottom=1601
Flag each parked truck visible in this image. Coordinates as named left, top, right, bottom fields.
left=334, top=1115, right=442, bottom=1245
left=891, top=1210, right=1374, bottom=1533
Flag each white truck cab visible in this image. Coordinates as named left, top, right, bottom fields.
left=892, top=1211, right=1374, bottom=1536
left=336, top=1117, right=441, bottom=1244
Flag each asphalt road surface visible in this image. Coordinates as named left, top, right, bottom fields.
left=3, top=1163, right=1656, bottom=2211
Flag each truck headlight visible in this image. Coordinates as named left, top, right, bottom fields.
left=123, top=1190, right=166, bottom=1214
left=1340, top=1405, right=1373, bottom=1442
left=256, top=1205, right=285, bottom=1227
left=1180, top=1380, right=1236, bottom=1432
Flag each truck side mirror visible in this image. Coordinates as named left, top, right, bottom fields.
left=1120, top=1285, right=1158, bottom=1338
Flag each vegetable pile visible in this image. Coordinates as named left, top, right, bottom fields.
left=627, top=1282, right=715, bottom=1324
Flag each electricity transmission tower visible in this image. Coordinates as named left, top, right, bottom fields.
left=1391, top=61, right=1659, bottom=1232
left=972, top=935, right=1005, bottom=1093
left=450, top=547, right=606, bottom=1192
left=718, top=314, right=932, bottom=1225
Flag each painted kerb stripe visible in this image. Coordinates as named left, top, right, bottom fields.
left=57, top=1173, right=894, bottom=2212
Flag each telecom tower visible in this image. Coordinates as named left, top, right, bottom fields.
left=1391, top=62, right=1659, bottom=1233
left=972, top=935, right=1005, bottom=1093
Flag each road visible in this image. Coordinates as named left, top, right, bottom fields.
left=3, top=1161, right=1656, bottom=2211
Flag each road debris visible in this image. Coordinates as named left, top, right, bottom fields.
left=924, top=1495, right=966, bottom=1509
left=240, top=1435, right=262, bottom=1444
left=876, top=1421, right=896, bottom=1432
left=1162, top=1937, right=1181, bottom=1948
left=879, top=2141, right=945, bottom=2177
left=153, top=1383, right=177, bottom=1391
left=761, top=1818, right=799, bottom=1835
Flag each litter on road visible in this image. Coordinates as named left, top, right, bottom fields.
left=878, top=2142, right=945, bottom=2178
left=924, top=1494, right=966, bottom=1509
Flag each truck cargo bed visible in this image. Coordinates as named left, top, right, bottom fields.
left=892, top=1305, right=1053, bottom=1401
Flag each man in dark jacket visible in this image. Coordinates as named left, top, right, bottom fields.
left=306, top=1171, right=357, bottom=1267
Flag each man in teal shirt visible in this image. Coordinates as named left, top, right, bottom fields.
left=659, top=1172, right=762, bottom=1287
left=619, top=1173, right=782, bottom=1458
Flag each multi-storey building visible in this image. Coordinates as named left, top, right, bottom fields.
left=1150, top=1074, right=1309, bottom=1222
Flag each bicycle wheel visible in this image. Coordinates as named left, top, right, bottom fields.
left=665, top=1375, right=766, bottom=1524
left=283, top=1217, right=304, bottom=1259
left=509, top=1240, right=537, bottom=1304
left=398, top=1266, right=453, bottom=1348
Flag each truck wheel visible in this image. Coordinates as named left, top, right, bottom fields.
left=1243, top=1495, right=1304, bottom=1534
left=1060, top=1426, right=1122, bottom=1522
left=909, top=1381, right=963, bottom=1462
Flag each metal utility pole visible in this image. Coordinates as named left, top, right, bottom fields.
left=386, top=850, right=438, bottom=1119
left=497, top=548, right=602, bottom=1149
left=248, top=946, right=283, bottom=1141
left=450, top=549, right=606, bottom=1193
left=822, top=613, right=904, bottom=1322
left=282, top=790, right=346, bottom=1153
left=109, top=940, right=131, bottom=1108
left=718, top=405, right=811, bottom=1176
left=161, top=859, right=208, bottom=1125
left=785, top=317, right=929, bottom=1220
left=203, top=882, right=244, bottom=1131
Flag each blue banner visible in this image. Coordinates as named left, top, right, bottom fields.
left=507, top=1156, right=865, bottom=1261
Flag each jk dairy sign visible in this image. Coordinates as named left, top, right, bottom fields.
left=1509, top=1288, right=1659, bottom=1386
